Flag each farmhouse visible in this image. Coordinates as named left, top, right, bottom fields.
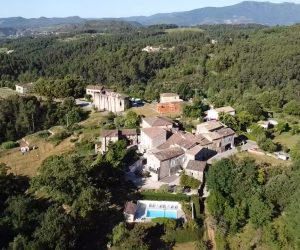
left=196, top=121, right=236, bottom=153
left=139, top=128, right=167, bottom=153
left=15, top=83, right=34, bottom=94
left=146, top=147, right=185, bottom=181
left=96, top=129, right=139, bottom=153
left=206, top=106, right=235, bottom=121
left=185, top=160, right=206, bottom=182
left=86, top=85, right=130, bottom=113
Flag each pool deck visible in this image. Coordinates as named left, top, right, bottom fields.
left=134, top=200, right=186, bottom=222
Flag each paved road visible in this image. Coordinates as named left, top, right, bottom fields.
left=207, top=140, right=258, bottom=164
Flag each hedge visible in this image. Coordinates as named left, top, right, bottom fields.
left=191, top=195, right=201, bottom=219
left=141, top=191, right=190, bottom=202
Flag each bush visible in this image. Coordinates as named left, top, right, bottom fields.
left=48, top=131, right=71, bottom=146
left=36, top=130, right=51, bottom=139
left=158, top=184, right=169, bottom=193
left=180, top=174, right=201, bottom=189
left=141, top=191, right=190, bottom=202
left=152, top=218, right=177, bottom=230
left=1, top=141, right=19, bottom=150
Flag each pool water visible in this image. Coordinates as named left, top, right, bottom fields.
left=146, top=209, right=177, bottom=219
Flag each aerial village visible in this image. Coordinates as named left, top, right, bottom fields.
left=6, top=82, right=290, bottom=224
left=83, top=84, right=289, bottom=224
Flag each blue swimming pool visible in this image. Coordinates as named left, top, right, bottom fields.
left=146, top=209, right=177, bottom=219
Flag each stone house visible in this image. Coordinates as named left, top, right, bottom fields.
left=141, top=116, right=175, bottom=129
left=196, top=121, right=236, bottom=153
left=185, top=160, right=206, bottom=182
left=139, top=128, right=167, bottom=153
left=207, top=106, right=235, bottom=121
left=86, top=85, right=130, bottom=113
left=96, top=129, right=139, bottom=153
left=146, top=147, right=185, bottom=181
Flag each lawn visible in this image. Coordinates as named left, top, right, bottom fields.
left=237, top=152, right=291, bottom=167
left=0, top=87, right=18, bottom=99
left=273, top=132, right=300, bottom=149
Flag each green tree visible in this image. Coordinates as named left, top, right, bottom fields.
left=249, top=195, right=273, bottom=228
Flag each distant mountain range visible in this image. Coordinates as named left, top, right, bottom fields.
left=122, top=1, right=300, bottom=26
left=1, top=1, right=300, bottom=38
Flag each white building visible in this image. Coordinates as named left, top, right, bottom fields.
left=86, top=85, right=130, bottom=113
left=160, top=93, right=183, bottom=104
left=15, top=83, right=34, bottom=94
left=207, top=106, right=235, bottom=121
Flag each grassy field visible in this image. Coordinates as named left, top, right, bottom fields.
left=0, top=111, right=106, bottom=177
left=273, top=132, right=300, bottom=149
left=173, top=242, right=196, bottom=250
left=0, top=135, right=75, bottom=177
left=237, top=152, right=291, bottom=167
left=0, top=87, right=18, bottom=99
left=165, top=28, right=203, bottom=33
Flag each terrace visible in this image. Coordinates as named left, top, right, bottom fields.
left=125, top=200, right=186, bottom=223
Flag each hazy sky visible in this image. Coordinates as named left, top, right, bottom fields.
left=1, top=0, right=300, bottom=18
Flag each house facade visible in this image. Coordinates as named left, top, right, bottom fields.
left=160, top=93, right=182, bottom=104
left=185, top=160, right=206, bottom=183
left=139, top=128, right=167, bottom=153
left=146, top=147, right=185, bottom=181
left=96, top=129, right=139, bottom=153
left=86, top=85, right=130, bottom=113
left=207, top=106, right=235, bottom=120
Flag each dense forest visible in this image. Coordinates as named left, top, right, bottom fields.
left=0, top=24, right=300, bottom=113
left=0, top=96, right=83, bottom=143
left=206, top=157, right=300, bottom=249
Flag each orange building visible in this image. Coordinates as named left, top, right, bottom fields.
left=157, top=102, right=182, bottom=114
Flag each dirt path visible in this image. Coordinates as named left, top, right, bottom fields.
left=204, top=205, right=217, bottom=250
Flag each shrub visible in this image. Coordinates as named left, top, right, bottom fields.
left=1, top=141, right=19, bottom=150
left=48, top=131, right=71, bottom=146
left=180, top=174, right=201, bottom=189
left=152, top=218, right=177, bottom=230
left=158, top=184, right=169, bottom=193
left=36, top=130, right=51, bottom=139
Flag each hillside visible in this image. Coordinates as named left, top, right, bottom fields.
left=123, top=1, right=300, bottom=26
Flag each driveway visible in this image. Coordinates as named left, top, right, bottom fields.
left=208, top=140, right=258, bottom=164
